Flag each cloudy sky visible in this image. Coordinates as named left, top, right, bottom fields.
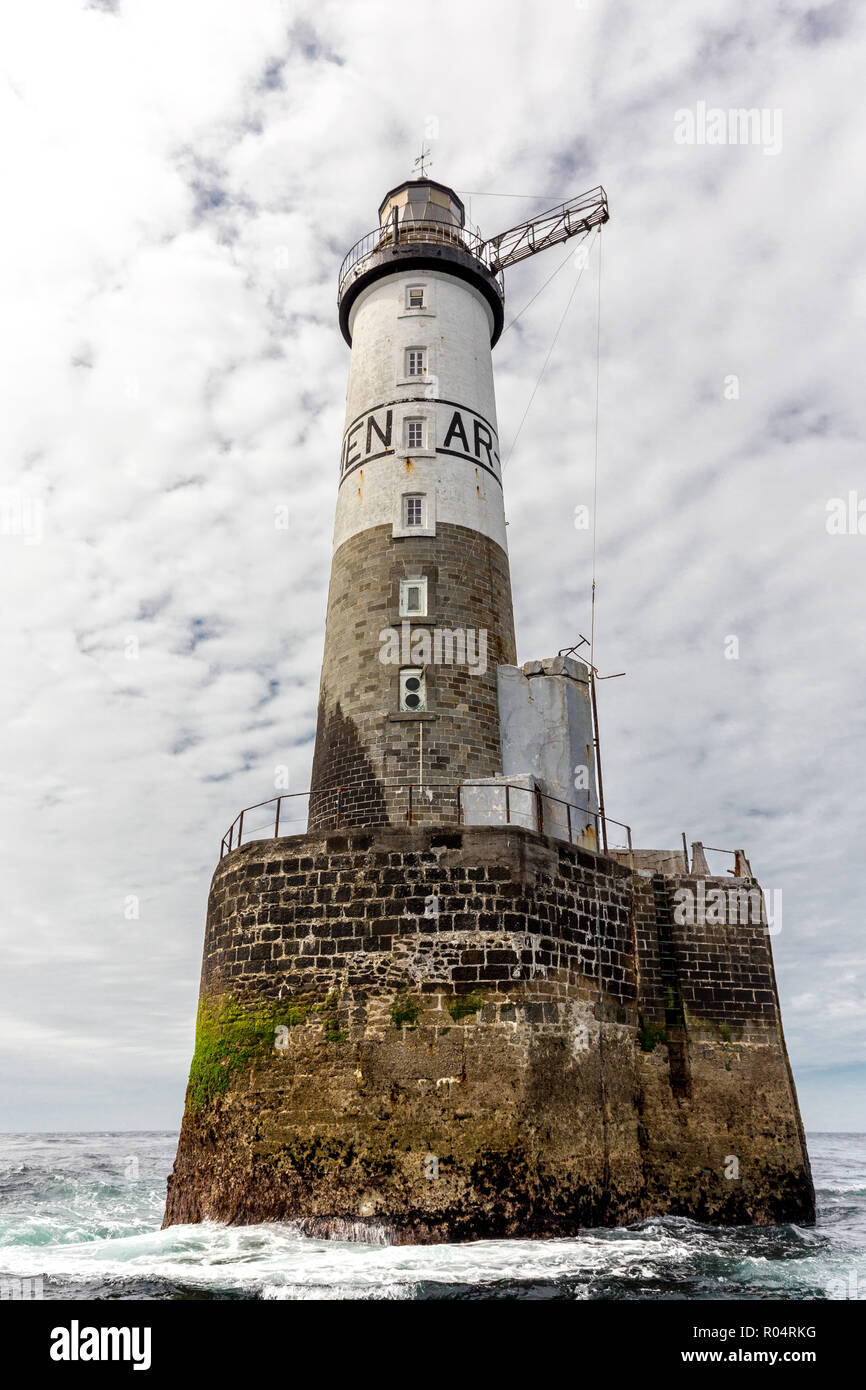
left=0, top=0, right=863, bottom=1134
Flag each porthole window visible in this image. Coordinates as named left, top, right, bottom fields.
left=400, top=668, right=426, bottom=712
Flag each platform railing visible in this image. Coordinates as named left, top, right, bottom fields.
left=220, top=790, right=315, bottom=859
left=219, top=781, right=632, bottom=860
left=337, top=218, right=505, bottom=301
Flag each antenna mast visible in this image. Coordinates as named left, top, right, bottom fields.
left=412, top=144, right=433, bottom=178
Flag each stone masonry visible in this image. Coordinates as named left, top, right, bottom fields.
left=165, top=176, right=813, bottom=1243
left=163, top=824, right=814, bottom=1239
left=309, top=521, right=516, bottom=831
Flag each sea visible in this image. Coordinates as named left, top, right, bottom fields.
left=0, top=1131, right=863, bottom=1301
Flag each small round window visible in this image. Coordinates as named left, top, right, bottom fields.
left=400, top=670, right=426, bottom=712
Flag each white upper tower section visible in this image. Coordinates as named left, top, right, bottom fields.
left=334, top=178, right=507, bottom=552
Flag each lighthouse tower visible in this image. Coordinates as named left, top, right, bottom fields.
left=163, top=175, right=814, bottom=1244
left=309, top=179, right=516, bottom=831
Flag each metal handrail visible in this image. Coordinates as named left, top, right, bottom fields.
left=220, top=790, right=325, bottom=860
left=219, top=781, right=631, bottom=860
left=456, top=781, right=632, bottom=854
left=337, top=218, right=505, bottom=301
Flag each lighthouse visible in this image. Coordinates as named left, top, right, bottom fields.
left=309, top=178, right=516, bottom=832
left=163, top=174, right=813, bottom=1243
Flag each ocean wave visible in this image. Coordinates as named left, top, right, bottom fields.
left=0, top=1216, right=855, bottom=1301
left=0, top=1132, right=864, bottom=1299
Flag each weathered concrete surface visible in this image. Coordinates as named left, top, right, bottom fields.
left=459, top=772, right=539, bottom=831
left=610, top=848, right=690, bottom=875
left=497, top=658, right=598, bottom=817
left=164, top=826, right=814, bottom=1240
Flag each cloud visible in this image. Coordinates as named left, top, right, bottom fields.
left=0, top=0, right=863, bottom=1130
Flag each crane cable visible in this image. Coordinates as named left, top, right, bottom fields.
left=500, top=241, right=579, bottom=338
left=449, top=228, right=600, bottom=599
left=501, top=229, right=598, bottom=473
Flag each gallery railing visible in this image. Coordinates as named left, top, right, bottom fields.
left=337, top=218, right=505, bottom=302
left=219, top=782, right=632, bottom=860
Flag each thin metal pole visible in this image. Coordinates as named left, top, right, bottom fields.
left=590, top=667, right=608, bottom=854
left=682, top=831, right=689, bottom=872
left=237, top=810, right=244, bottom=848
left=274, top=797, right=281, bottom=838
left=567, top=800, right=572, bottom=844
left=505, top=782, right=511, bottom=824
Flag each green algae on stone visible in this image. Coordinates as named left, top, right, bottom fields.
left=391, top=995, right=422, bottom=1029
left=447, top=993, right=484, bottom=1023
left=638, top=1018, right=668, bottom=1052
left=188, top=994, right=312, bottom=1111
left=311, top=991, right=347, bottom=1042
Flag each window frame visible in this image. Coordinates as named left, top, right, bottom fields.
left=399, top=576, right=428, bottom=617
left=393, top=489, right=435, bottom=539
left=405, top=347, right=426, bottom=378
left=399, top=667, right=427, bottom=712
left=402, top=493, right=425, bottom=528
left=404, top=417, right=425, bottom=452
left=406, top=284, right=426, bottom=310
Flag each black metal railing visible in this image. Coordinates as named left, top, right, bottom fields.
left=220, top=790, right=313, bottom=859
left=219, top=781, right=632, bottom=860
left=337, top=218, right=505, bottom=302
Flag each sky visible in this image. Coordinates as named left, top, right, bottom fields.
left=0, top=0, right=863, bottom=1134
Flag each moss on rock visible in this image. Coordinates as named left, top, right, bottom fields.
left=188, top=994, right=317, bottom=1111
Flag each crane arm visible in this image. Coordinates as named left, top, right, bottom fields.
left=481, top=185, right=609, bottom=273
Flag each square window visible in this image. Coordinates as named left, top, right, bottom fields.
left=405, top=418, right=425, bottom=451
left=403, top=494, right=424, bottom=527
left=399, top=577, right=427, bottom=616
left=406, top=348, right=426, bottom=377
left=406, top=285, right=425, bottom=309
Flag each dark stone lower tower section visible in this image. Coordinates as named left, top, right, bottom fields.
left=164, top=826, right=814, bottom=1239
left=308, top=522, right=517, bottom=832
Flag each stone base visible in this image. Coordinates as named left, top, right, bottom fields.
left=163, top=825, right=814, bottom=1239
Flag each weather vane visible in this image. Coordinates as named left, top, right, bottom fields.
left=412, top=143, right=433, bottom=178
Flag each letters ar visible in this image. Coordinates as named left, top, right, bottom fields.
left=443, top=409, right=497, bottom=468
